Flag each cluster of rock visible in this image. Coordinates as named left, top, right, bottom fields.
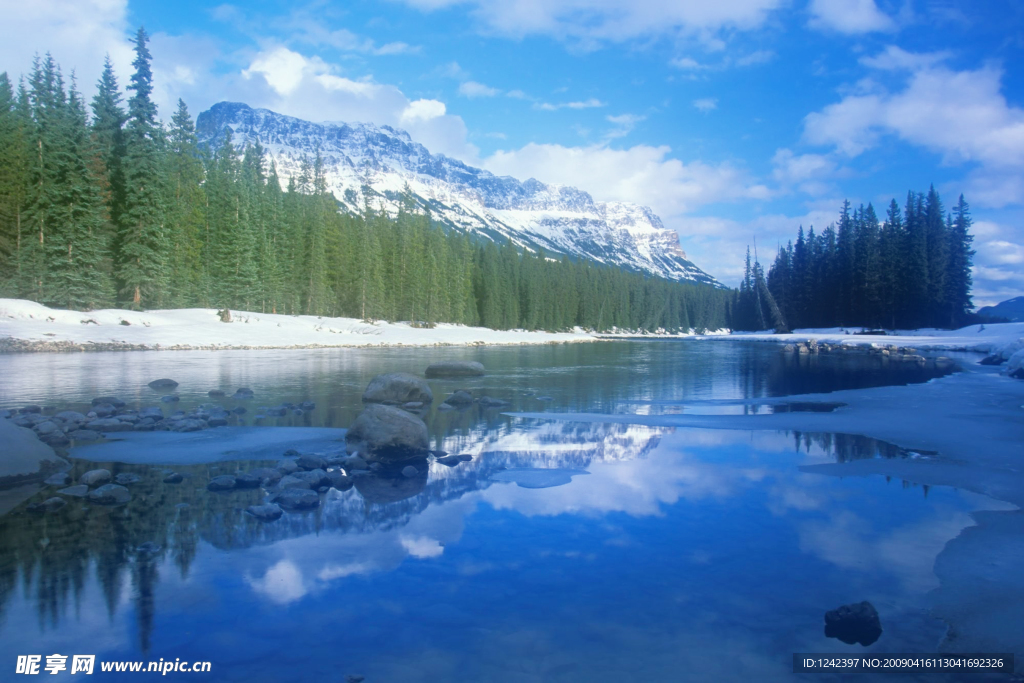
left=980, top=337, right=1024, bottom=379
left=783, top=340, right=950, bottom=365
left=27, top=467, right=141, bottom=513
left=438, top=388, right=510, bottom=411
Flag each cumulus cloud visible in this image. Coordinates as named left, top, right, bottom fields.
left=771, top=148, right=837, bottom=196
left=237, top=46, right=479, bottom=162
left=483, top=142, right=770, bottom=221
left=859, top=45, right=951, bottom=71
left=0, top=0, right=134, bottom=99
left=391, top=0, right=785, bottom=47
left=807, top=0, right=896, bottom=34
left=803, top=59, right=1024, bottom=174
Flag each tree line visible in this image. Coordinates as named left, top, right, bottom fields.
left=734, top=188, right=976, bottom=331
left=0, top=28, right=732, bottom=333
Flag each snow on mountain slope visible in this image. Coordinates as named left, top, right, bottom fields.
left=195, top=102, right=721, bottom=287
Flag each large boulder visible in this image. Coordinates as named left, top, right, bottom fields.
left=424, top=361, right=485, bottom=378
left=1006, top=348, right=1024, bottom=379
left=362, top=373, right=433, bottom=405
left=824, top=601, right=882, bottom=646
left=148, top=378, right=179, bottom=389
left=0, top=419, right=68, bottom=488
left=345, top=404, right=429, bottom=461
left=272, top=488, right=320, bottom=511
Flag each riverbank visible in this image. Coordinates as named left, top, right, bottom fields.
left=697, top=323, right=1024, bottom=355
left=0, top=299, right=598, bottom=352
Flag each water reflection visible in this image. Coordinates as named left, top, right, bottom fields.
left=0, top=419, right=1006, bottom=675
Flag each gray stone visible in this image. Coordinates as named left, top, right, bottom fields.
left=207, top=475, right=237, bottom=491
left=28, top=496, right=67, bottom=513
left=272, top=488, right=320, bottom=511
left=58, top=485, right=90, bottom=497
left=88, top=484, right=131, bottom=505
left=87, top=418, right=134, bottom=433
left=297, top=454, right=327, bottom=471
left=245, top=503, right=283, bottom=522
left=41, top=433, right=70, bottom=447
left=54, top=411, right=87, bottom=424
left=326, top=470, right=354, bottom=491
left=172, top=419, right=206, bottom=432
left=345, top=404, right=429, bottom=461
left=148, top=378, right=179, bottom=389
left=80, top=469, right=112, bottom=487
left=208, top=389, right=226, bottom=397
left=232, top=406, right=247, bottom=415
left=208, top=417, right=228, bottom=427
left=234, top=472, right=262, bottom=488
left=402, top=401, right=424, bottom=410
left=19, top=405, right=42, bottom=414
left=437, top=403, right=454, bottom=412
left=44, top=472, right=72, bottom=486
left=293, top=469, right=329, bottom=488
left=478, top=396, right=510, bottom=408
left=300, top=401, right=316, bottom=410
left=443, top=390, right=474, bottom=406
left=341, top=455, right=369, bottom=471
left=250, top=468, right=283, bottom=486
left=277, top=475, right=311, bottom=490
left=138, top=406, right=164, bottom=419
left=276, top=459, right=300, bottom=475
left=362, top=372, right=433, bottom=405
left=162, top=473, right=184, bottom=484
left=233, top=387, right=255, bottom=399
left=402, top=465, right=419, bottom=478
left=435, top=455, right=463, bottom=467
left=160, top=395, right=181, bottom=403
left=824, top=601, right=882, bottom=646
left=424, top=361, right=485, bottom=378
left=92, top=403, right=117, bottom=417
left=114, top=473, right=142, bottom=486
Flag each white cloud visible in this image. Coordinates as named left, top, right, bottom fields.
left=458, top=80, right=501, bottom=97
left=0, top=0, right=134, bottom=101
left=803, top=61, right=1024, bottom=174
left=483, top=142, right=770, bottom=222
left=604, top=113, right=645, bottom=139
left=859, top=45, right=951, bottom=71
left=245, top=560, right=307, bottom=604
left=693, top=97, right=718, bottom=112
left=242, top=46, right=310, bottom=96
left=735, top=49, right=775, bottom=66
left=771, top=148, right=837, bottom=196
left=237, top=47, right=479, bottom=162
left=292, top=22, right=420, bottom=56
left=670, top=56, right=710, bottom=70
left=807, top=0, right=896, bottom=34
left=392, top=0, right=786, bottom=47
left=400, top=535, right=445, bottom=558
left=535, top=97, right=606, bottom=111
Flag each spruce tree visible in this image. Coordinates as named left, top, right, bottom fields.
left=945, top=195, right=975, bottom=327
left=164, top=99, right=206, bottom=307
left=117, top=27, right=167, bottom=309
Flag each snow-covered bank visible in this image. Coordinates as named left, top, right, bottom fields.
left=700, top=323, right=1024, bottom=355
left=0, top=299, right=597, bottom=351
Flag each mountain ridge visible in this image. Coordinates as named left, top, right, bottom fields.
left=195, top=101, right=721, bottom=287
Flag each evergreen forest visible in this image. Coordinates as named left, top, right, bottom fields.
left=0, top=30, right=733, bottom=334
left=734, top=188, right=976, bottom=331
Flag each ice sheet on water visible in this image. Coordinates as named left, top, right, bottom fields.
left=69, top=427, right=346, bottom=465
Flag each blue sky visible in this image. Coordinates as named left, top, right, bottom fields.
left=2, top=0, right=1023, bottom=305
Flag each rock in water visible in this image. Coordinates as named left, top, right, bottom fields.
left=0, top=419, right=69, bottom=487
left=443, top=390, right=474, bottom=406
left=162, top=473, right=184, bottom=484
left=28, top=497, right=67, bottom=513
left=246, top=503, right=283, bottom=522
left=424, top=361, right=485, bottom=378
left=44, top=472, right=72, bottom=487
left=272, top=488, right=320, bottom=511
left=114, top=473, right=142, bottom=485
left=362, top=373, right=433, bottom=405
left=148, top=378, right=179, bottom=389
left=207, top=475, right=237, bottom=491
left=402, top=465, right=419, bottom=478
left=88, top=484, right=131, bottom=505
left=824, top=601, right=882, bottom=646
left=80, top=469, right=112, bottom=487
left=57, top=485, right=90, bottom=497
left=345, top=404, right=429, bottom=461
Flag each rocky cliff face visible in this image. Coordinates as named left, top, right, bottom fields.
left=196, top=102, right=720, bottom=286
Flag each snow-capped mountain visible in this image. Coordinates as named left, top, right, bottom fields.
left=195, top=102, right=720, bottom=286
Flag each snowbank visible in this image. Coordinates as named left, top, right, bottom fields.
left=703, top=323, right=1024, bottom=354
left=0, top=299, right=598, bottom=351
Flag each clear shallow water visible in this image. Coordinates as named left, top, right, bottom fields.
left=1, top=342, right=1008, bottom=682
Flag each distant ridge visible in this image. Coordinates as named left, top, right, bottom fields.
left=977, top=296, right=1024, bottom=322
left=195, top=102, right=721, bottom=287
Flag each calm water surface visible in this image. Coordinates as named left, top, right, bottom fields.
left=0, top=342, right=1008, bottom=681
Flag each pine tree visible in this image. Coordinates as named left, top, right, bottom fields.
left=117, top=27, right=166, bottom=309
left=945, top=195, right=975, bottom=327
left=90, top=55, right=126, bottom=238
left=164, top=99, right=206, bottom=307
